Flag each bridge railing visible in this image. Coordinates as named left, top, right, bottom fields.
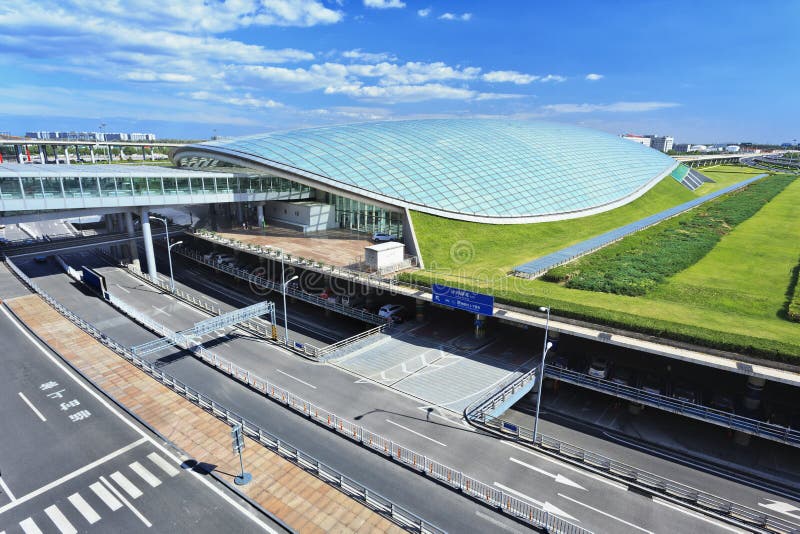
left=2, top=255, right=449, bottom=534
left=544, top=365, right=800, bottom=446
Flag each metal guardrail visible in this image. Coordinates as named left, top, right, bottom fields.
left=191, top=230, right=431, bottom=294
left=124, top=263, right=275, bottom=341
left=1, top=256, right=447, bottom=534
left=467, top=364, right=539, bottom=421
left=174, top=246, right=386, bottom=326
left=544, top=366, right=800, bottom=447
left=464, top=402, right=799, bottom=532
left=28, top=261, right=590, bottom=534
left=315, top=324, right=389, bottom=360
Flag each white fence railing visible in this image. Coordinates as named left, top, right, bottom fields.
left=2, top=255, right=447, bottom=534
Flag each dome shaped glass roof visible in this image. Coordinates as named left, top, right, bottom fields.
left=175, top=119, right=677, bottom=223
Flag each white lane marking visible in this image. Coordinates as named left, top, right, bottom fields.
left=492, top=482, right=579, bottom=522
left=759, top=500, right=800, bottom=520
left=275, top=369, right=317, bottom=389
left=0, top=304, right=279, bottom=533
left=130, top=462, right=161, bottom=488
left=475, top=510, right=519, bottom=532
left=385, top=419, right=447, bottom=447
left=18, top=392, right=47, bottom=422
left=0, top=474, right=16, bottom=501
left=19, top=518, right=43, bottom=534
left=100, top=476, right=151, bottom=528
left=151, top=305, right=171, bottom=317
left=110, top=471, right=142, bottom=499
left=68, top=492, right=101, bottom=524
left=89, top=482, right=122, bottom=511
left=114, top=284, right=130, bottom=294
left=147, top=453, right=180, bottom=477
left=510, top=457, right=587, bottom=490
left=653, top=497, right=747, bottom=533
left=557, top=493, right=653, bottom=534
left=501, top=440, right=628, bottom=490
left=44, top=505, right=77, bottom=534
left=0, top=438, right=146, bottom=515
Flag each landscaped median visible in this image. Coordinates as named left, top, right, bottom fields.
left=403, top=167, right=800, bottom=364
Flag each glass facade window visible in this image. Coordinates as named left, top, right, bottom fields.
left=330, top=193, right=403, bottom=238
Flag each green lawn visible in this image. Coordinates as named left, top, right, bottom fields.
left=405, top=166, right=800, bottom=361
left=412, top=165, right=765, bottom=278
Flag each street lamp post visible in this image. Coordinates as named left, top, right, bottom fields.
left=150, top=215, right=180, bottom=292
left=533, top=306, right=552, bottom=444
left=279, top=247, right=300, bottom=347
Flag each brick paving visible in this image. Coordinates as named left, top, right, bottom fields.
left=5, top=293, right=403, bottom=534
left=215, top=226, right=374, bottom=268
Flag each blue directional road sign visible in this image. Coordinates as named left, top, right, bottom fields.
left=432, top=284, right=494, bottom=316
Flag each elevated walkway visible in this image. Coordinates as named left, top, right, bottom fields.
left=513, top=173, right=768, bottom=278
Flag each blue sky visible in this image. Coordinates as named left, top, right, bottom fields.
left=0, top=0, right=797, bottom=143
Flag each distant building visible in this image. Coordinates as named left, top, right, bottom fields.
left=621, top=134, right=651, bottom=147
left=24, top=131, right=156, bottom=142
left=646, top=135, right=674, bottom=153
left=726, top=145, right=741, bottom=153
left=673, top=143, right=692, bottom=153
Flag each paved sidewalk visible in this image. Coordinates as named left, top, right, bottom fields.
left=5, top=293, right=403, bottom=534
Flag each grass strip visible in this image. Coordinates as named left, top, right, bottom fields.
left=544, top=175, right=794, bottom=296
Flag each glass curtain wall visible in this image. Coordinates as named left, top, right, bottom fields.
left=329, top=193, right=403, bottom=238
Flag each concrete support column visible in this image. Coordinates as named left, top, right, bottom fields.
left=150, top=148, right=156, bottom=161
left=257, top=203, right=265, bottom=228
left=38, top=145, right=45, bottom=164
left=474, top=313, right=486, bottom=339
left=90, top=147, right=96, bottom=164
left=64, top=146, right=70, bottom=165
left=415, top=299, right=425, bottom=322
left=142, top=147, right=147, bottom=161
left=124, top=211, right=140, bottom=269
left=115, top=213, right=126, bottom=258
left=236, top=202, right=244, bottom=224
left=15, top=145, right=23, bottom=164
left=140, top=209, right=158, bottom=282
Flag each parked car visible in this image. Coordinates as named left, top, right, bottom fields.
left=639, top=373, right=663, bottom=396
left=372, top=232, right=397, bottom=243
left=710, top=392, right=735, bottom=413
left=587, top=356, right=610, bottom=379
left=378, top=303, right=407, bottom=322
left=34, top=255, right=48, bottom=263
left=550, top=354, right=569, bottom=370
left=610, top=366, right=634, bottom=386
left=214, top=254, right=235, bottom=265
left=672, top=381, right=699, bottom=404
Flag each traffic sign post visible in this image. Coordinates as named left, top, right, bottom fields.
left=432, top=284, right=494, bottom=316
left=231, top=423, right=252, bottom=485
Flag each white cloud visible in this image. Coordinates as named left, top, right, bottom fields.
left=417, top=7, right=432, bottom=17
left=540, top=74, right=567, bottom=83
left=543, top=101, right=680, bottom=113
left=120, top=71, right=196, bottom=83
left=585, top=73, right=604, bottom=81
left=439, top=12, right=472, bottom=21
left=189, top=91, right=284, bottom=109
left=482, top=70, right=539, bottom=84
left=364, top=0, right=406, bottom=8
left=342, top=49, right=398, bottom=63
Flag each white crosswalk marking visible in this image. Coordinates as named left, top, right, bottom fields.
left=147, top=452, right=180, bottom=477
left=110, top=471, right=142, bottom=499
left=68, top=492, right=101, bottom=525
left=130, top=461, right=161, bottom=488
left=90, top=481, right=122, bottom=511
left=19, top=518, right=43, bottom=534
left=45, top=505, right=77, bottom=534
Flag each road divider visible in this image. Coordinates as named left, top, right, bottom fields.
left=3, top=254, right=591, bottom=534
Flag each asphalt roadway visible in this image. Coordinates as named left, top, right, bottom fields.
left=0, top=297, right=285, bottom=533
left=15, top=253, right=800, bottom=533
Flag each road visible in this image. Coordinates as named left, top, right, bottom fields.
left=17, top=252, right=800, bottom=533
left=0, top=299, right=285, bottom=534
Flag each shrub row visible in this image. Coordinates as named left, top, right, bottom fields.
left=788, top=261, right=800, bottom=322
left=545, top=175, right=794, bottom=296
